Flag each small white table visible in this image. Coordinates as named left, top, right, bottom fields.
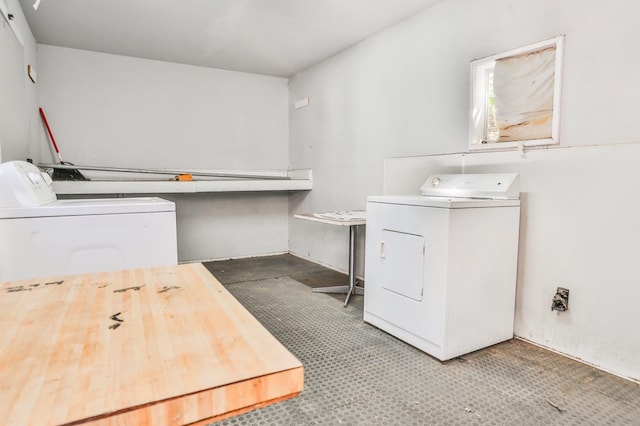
left=294, top=211, right=366, bottom=307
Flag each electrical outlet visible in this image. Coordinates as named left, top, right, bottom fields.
left=551, top=287, right=569, bottom=312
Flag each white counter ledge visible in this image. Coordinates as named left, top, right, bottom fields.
left=51, top=169, right=313, bottom=195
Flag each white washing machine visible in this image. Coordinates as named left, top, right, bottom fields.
left=364, top=174, right=521, bottom=361
left=0, top=161, right=178, bottom=282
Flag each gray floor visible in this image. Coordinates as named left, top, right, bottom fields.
left=203, top=254, right=640, bottom=425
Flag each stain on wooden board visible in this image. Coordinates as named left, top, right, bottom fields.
left=114, top=285, right=144, bottom=293
left=4, top=280, right=65, bottom=293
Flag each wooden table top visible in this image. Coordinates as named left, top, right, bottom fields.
left=0, top=263, right=303, bottom=426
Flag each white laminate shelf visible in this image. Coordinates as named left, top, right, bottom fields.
left=52, top=169, right=313, bottom=195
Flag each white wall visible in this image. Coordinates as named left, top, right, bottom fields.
left=160, top=192, right=289, bottom=262
left=0, top=0, right=38, bottom=163
left=36, top=45, right=289, bottom=169
left=288, top=0, right=640, bottom=381
left=37, top=45, right=291, bottom=262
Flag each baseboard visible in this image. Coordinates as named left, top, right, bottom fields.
left=179, top=251, right=289, bottom=264
left=288, top=251, right=365, bottom=282
left=514, top=336, right=639, bottom=384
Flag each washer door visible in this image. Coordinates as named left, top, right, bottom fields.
left=380, top=230, right=424, bottom=301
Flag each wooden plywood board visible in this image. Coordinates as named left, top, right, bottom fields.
left=0, top=263, right=303, bottom=425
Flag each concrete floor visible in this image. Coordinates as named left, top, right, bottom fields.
left=203, top=254, right=640, bottom=425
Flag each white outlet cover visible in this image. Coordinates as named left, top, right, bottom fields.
left=294, top=97, right=310, bottom=110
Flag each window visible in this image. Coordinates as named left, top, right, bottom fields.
left=469, top=36, right=564, bottom=150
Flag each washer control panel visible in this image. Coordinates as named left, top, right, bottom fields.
left=0, top=161, right=57, bottom=208
left=420, top=173, right=520, bottom=200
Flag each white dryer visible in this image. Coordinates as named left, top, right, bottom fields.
left=0, top=161, right=177, bottom=282
left=364, top=174, right=520, bottom=361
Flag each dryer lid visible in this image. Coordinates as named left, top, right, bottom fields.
left=420, top=174, right=519, bottom=200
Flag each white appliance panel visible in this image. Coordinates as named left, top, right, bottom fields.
left=0, top=211, right=177, bottom=282
left=365, top=201, right=449, bottom=352
left=380, top=230, right=424, bottom=301
left=0, top=197, right=176, bottom=219
left=443, top=207, right=520, bottom=357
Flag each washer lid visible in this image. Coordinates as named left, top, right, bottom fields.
left=367, top=195, right=520, bottom=208
left=421, top=174, right=519, bottom=200
left=0, top=197, right=175, bottom=219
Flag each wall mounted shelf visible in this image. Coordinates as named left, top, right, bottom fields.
left=51, top=169, right=312, bottom=195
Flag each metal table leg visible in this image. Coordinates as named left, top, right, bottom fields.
left=311, top=224, right=365, bottom=307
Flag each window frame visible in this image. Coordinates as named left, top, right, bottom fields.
left=469, top=35, right=564, bottom=151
